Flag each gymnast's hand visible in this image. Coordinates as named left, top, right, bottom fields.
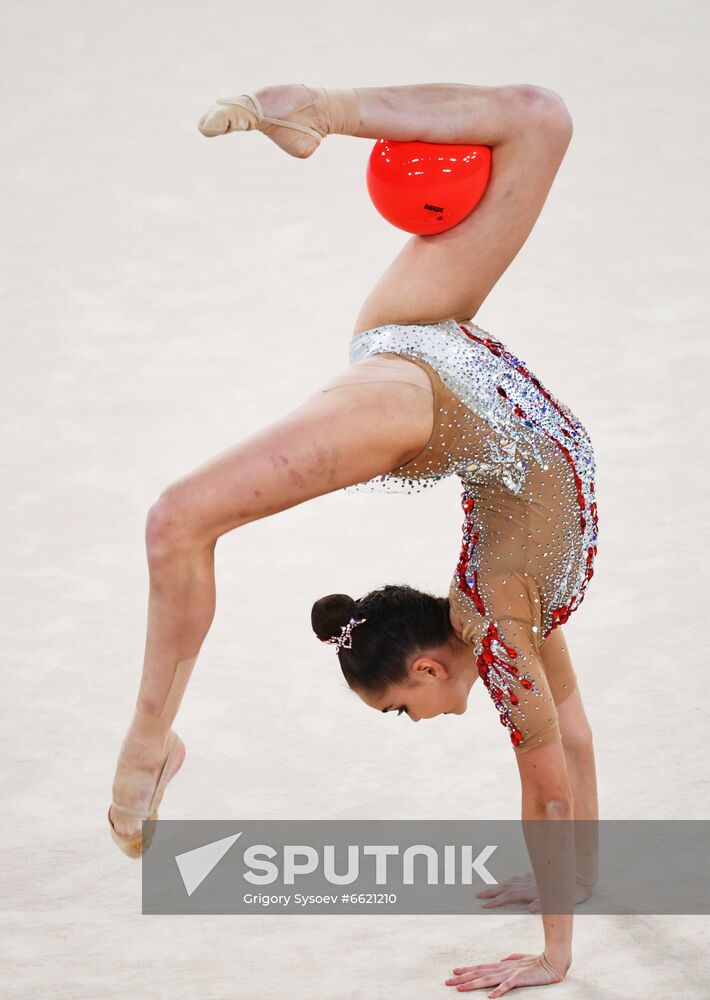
left=444, top=951, right=568, bottom=995
left=475, top=870, right=592, bottom=912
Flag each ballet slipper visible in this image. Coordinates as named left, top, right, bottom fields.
left=196, top=83, right=359, bottom=158
left=108, top=730, right=182, bottom=859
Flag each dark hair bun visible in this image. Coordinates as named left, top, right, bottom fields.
left=311, top=593, right=358, bottom=642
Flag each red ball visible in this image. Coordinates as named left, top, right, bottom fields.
left=366, top=139, right=492, bottom=235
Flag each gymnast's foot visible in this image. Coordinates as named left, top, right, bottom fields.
left=196, top=83, right=359, bottom=159
left=108, top=731, right=185, bottom=846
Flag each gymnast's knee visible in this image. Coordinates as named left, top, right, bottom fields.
left=145, top=485, right=216, bottom=565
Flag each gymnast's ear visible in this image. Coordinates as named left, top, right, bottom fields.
left=409, top=654, right=451, bottom=680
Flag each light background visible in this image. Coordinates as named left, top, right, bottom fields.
left=2, top=0, right=709, bottom=996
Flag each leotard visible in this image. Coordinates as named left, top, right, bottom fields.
left=323, top=318, right=599, bottom=755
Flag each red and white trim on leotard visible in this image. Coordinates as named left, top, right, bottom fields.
left=456, top=489, right=544, bottom=749
left=458, top=324, right=598, bottom=638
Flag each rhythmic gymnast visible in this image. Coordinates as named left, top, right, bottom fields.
left=108, top=82, right=600, bottom=994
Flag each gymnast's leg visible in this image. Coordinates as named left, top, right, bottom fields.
left=198, top=81, right=574, bottom=330
left=109, top=379, right=433, bottom=840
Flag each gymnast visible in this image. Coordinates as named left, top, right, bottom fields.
left=109, top=82, right=599, bottom=994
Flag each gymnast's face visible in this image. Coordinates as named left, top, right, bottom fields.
left=356, top=643, right=478, bottom=722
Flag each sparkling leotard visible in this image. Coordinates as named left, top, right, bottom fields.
left=344, top=318, right=599, bottom=754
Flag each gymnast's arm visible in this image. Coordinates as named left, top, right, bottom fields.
left=515, top=742, right=575, bottom=976
left=527, top=626, right=600, bottom=905
left=556, top=688, right=599, bottom=901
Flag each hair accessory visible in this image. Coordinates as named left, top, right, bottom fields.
left=323, top=615, right=367, bottom=652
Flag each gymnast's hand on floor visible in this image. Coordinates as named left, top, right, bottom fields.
left=445, top=951, right=568, bottom=995
left=475, top=870, right=592, bottom=912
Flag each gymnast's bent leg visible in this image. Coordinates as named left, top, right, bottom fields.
left=198, top=81, right=573, bottom=331
left=108, top=379, right=433, bottom=843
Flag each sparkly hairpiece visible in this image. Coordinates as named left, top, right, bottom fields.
left=322, top=615, right=368, bottom=652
